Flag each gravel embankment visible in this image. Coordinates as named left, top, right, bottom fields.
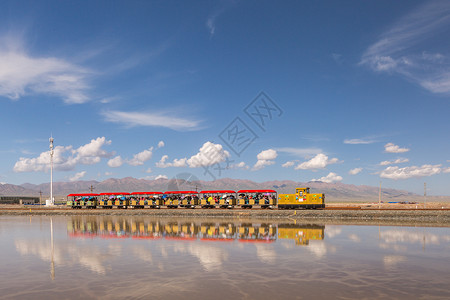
left=1, top=206, right=449, bottom=227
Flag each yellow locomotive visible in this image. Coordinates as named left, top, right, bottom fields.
left=278, top=187, right=325, bottom=209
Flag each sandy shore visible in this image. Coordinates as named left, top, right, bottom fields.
left=1, top=203, right=449, bottom=227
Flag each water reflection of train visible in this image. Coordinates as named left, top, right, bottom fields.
left=67, top=188, right=325, bottom=210
left=278, top=224, right=325, bottom=245
left=67, top=218, right=325, bottom=246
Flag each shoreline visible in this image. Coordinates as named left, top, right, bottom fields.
left=2, top=206, right=449, bottom=227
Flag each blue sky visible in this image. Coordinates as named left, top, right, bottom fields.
left=1, top=0, right=450, bottom=195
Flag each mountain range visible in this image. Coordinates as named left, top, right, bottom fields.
left=1, top=177, right=448, bottom=203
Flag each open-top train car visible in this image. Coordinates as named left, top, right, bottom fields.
left=237, top=189, right=277, bottom=209
left=199, top=190, right=236, bottom=209
left=67, top=193, right=99, bottom=209
left=129, top=192, right=163, bottom=209
left=163, top=191, right=199, bottom=208
left=98, top=192, right=130, bottom=209
left=68, top=218, right=279, bottom=243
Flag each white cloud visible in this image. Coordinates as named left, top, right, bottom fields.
left=169, top=158, right=187, bottom=167
left=326, top=227, right=342, bottom=238
left=257, top=149, right=277, bottom=160
left=76, top=137, right=112, bottom=163
left=255, top=244, right=276, bottom=264
left=253, top=149, right=277, bottom=170
left=369, top=55, right=397, bottom=71
left=331, top=53, right=343, bottom=64
left=349, top=168, right=362, bottom=175
left=232, top=162, right=249, bottom=170
left=70, top=171, right=86, bottom=182
left=155, top=155, right=169, bottom=168
left=107, top=146, right=155, bottom=168
left=311, top=172, right=343, bottom=183
left=173, top=243, right=228, bottom=271
left=187, top=142, right=230, bottom=168
left=14, top=145, right=72, bottom=172
left=282, top=161, right=295, bottom=168
left=206, top=5, right=233, bottom=37
left=295, top=153, right=339, bottom=170
left=21, top=150, right=34, bottom=155
left=156, top=142, right=230, bottom=169
left=443, top=167, right=450, bottom=173
left=384, top=143, right=410, bottom=153
left=14, top=238, right=111, bottom=275
left=155, top=174, right=168, bottom=180
left=206, top=17, right=216, bottom=36
left=235, top=162, right=246, bottom=168
left=145, top=168, right=152, bottom=173
left=380, top=164, right=441, bottom=180
left=157, top=141, right=165, bottom=148
left=14, top=137, right=112, bottom=172
left=276, top=147, right=322, bottom=157
left=0, top=35, right=91, bottom=103
left=156, top=155, right=187, bottom=168
left=127, top=147, right=153, bottom=166
left=104, top=172, right=113, bottom=176
left=306, top=242, right=330, bottom=258
left=384, top=255, right=406, bottom=268
left=101, top=110, right=201, bottom=131
left=253, top=160, right=275, bottom=170
left=360, top=1, right=450, bottom=94
left=380, top=229, right=443, bottom=245
left=99, top=97, right=117, bottom=104
left=107, top=156, right=124, bottom=168
left=343, top=139, right=376, bottom=144
left=348, top=234, right=361, bottom=243
left=380, top=158, right=409, bottom=166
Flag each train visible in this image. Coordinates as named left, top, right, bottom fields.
left=67, top=216, right=325, bottom=245
left=66, top=187, right=325, bottom=210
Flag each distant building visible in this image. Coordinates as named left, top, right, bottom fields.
left=0, top=196, right=39, bottom=205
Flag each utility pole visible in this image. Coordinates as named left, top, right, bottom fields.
left=89, top=185, right=95, bottom=193
left=188, top=182, right=198, bottom=192
left=39, top=190, right=43, bottom=206
left=49, top=136, right=54, bottom=205
left=378, top=181, right=382, bottom=208
left=424, top=182, right=427, bottom=209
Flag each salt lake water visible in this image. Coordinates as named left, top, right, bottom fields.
left=0, top=216, right=449, bottom=299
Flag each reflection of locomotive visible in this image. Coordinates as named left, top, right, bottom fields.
left=67, top=217, right=281, bottom=243
left=67, top=187, right=325, bottom=210
left=277, top=224, right=325, bottom=245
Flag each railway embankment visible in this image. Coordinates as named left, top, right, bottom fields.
left=1, top=206, right=449, bottom=227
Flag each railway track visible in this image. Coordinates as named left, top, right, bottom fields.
left=2, top=206, right=449, bottom=211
